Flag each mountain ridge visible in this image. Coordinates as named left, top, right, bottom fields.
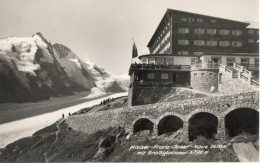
left=0, top=33, right=129, bottom=103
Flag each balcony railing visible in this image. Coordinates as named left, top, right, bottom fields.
left=129, top=81, right=187, bottom=88
left=191, top=63, right=220, bottom=70
left=129, top=63, right=191, bottom=70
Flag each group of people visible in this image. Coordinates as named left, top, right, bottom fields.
left=100, top=97, right=114, bottom=105
left=131, top=63, right=184, bottom=70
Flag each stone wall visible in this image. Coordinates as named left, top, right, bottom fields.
left=191, top=69, right=219, bottom=92
left=131, top=87, right=173, bottom=106
left=66, top=91, right=259, bottom=141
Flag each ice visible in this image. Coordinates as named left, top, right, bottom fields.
left=0, top=92, right=128, bottom=148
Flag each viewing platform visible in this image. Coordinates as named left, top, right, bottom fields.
left=129, top=63, right=190, bottom=75
left=129, top=81, right=188, bottom=88
left=191, top=63, right=220, bottom=70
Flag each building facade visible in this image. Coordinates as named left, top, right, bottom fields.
left=128, top=9, right=259, bottom=106
left=147, top=9, right=259, bottom=55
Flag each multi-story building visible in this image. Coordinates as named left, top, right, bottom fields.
left=128, top=9, right=259, bottom=106
left=147, top=9, right=259, bottom=55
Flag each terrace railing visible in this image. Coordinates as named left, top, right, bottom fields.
left=191, top=63, right=219, bottom=70
left=129, top=63, right=191, bottom=71
left=129, top=81, right=187, bottom=88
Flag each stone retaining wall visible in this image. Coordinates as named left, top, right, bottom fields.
left=67, top=91, right=259, bottom=141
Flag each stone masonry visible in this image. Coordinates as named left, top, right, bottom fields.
left=66, top=91, right=259, bottom=142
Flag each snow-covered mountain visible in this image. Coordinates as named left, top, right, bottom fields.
left=0, top=33, right=129, bottom=103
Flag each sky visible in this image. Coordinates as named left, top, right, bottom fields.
left=0, top=0, right=259, bottom=75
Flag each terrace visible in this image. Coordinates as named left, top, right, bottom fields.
left=129, top=63, right=191, bottom=75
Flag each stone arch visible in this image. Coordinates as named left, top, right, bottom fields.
left=186, top=107, right=219, bottom=121
left=132, top=116, right=155, bottom=134
left=188, top=109, right=219, bottom=141
left=224, top=105, right=259, bottom=138
left=157, top=113, right=184, bottom=136
left=156, top=112, right=185, bottom=124
left=220, top=103, right=259, bottom=117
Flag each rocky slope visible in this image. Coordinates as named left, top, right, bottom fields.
left=1, top=119, right=258, bottom=162
left=0, top=33, right=128, bottom=103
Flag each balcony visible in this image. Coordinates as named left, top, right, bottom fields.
left=129, top=81, right=187, bottom=88
left=191, top=63, right=219, bottom=70
left=129, top=63, right=191, bottom=75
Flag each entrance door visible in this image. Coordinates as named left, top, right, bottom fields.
left=173, top=74, right=176, bottom=83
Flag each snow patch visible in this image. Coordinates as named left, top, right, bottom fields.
left=82, top=59, right=108, bottom=76
left=85, top=87, right=106, bottom=99
left=0, top=37, right=40, bottom=75
left=69, top=57, right=82, bottom=69
left=0, top=35, right=55, bottom=75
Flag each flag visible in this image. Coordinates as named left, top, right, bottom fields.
left=132, top=40, right=138, bottom=58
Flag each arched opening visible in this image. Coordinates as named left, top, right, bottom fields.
left=133, top=118, right=154, bottom=134
left=189, top=112, right=218, bottom=141
left=158, top=115, right=183, bottom=135
left=225, top=108, right=259, bottom=137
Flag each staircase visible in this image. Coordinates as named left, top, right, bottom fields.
left=218, top=64, right=259, bottom=95
left=233, top=63, right=259, bottom=87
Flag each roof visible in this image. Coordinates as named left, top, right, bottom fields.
left=147, top=8, right=251, bottom=47
left=246, top=21, right=259, bottom=29
left=138, top=52, right=259, bottom=59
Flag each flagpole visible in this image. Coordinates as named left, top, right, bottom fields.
left=131, top=38, right=134, bottom=64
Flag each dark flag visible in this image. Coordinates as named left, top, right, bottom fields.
left=132, top=40, right=138, bottom=58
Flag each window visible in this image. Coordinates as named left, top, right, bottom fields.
left=232, top=41, right=242, bottom=47
left=191, top=58, right=198, bottom=65
left=178, top=51, right=189, bottom=55
left=232, top=30, right=242, bottom=36
left=194, top=73, right=197, bottom=77
left=194, top=29, right=205, bottom=34
left=189, top=18, right=195, bottom=22
left=161, top=73, right=168, bottom=79
left=211, top=19, right=216, bottom=23
left=178, top=40, right=189, bottom=45
left=219, top=41, right=230, bottom=47
left=197, top=19, right=203, bottom=22
left=248, top=30, right=254, bottom=34
left=206, top=41, right=218, bottom=46
left=166, top=58, right=174, bottom=65
left=194, top=52, right=203, bottom=56
left=255, top=58, right=259, bottom=66
left=141, top=58, right=148, bottom=64
left=156, top=58, right=164, bottom=65
left=148, top=58, right=156, bottom=64
left=227, top=57, right=235, bottom=66
left=241, top=58, right=249, bottom=66
left=178, top=28, right=189, bottom=34
left=201, top=73, right=205, bottom=76
left=248, top=39, right=254, bottom=43
left=219, top=29, right=230, bottom=35
left=181, top=18, right=187, bottom=22
left=147, top=73, right=155, bottom=79
left=207, top=29, right=216, bottom=35
left=194, top=40, right=205, bottom=46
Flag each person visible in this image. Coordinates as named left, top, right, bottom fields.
left=62, top=113, right=64, bottom=118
